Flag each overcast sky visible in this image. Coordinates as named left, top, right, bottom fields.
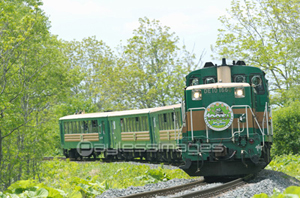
left=41, top=0, right=232, bottom=64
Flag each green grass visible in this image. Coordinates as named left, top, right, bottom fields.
left=5, top=155, right=300, bottom=198
left=1, top=159, right=191, bottom=197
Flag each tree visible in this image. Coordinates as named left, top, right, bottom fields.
left=63, top=36, right=116, bottom=112
left=114, top=17, right=200, bottom=109
left=0, top=0, right=78, bottom=190
left=64, top=18, right=201, bottom=112
left=212, top=0, right=300, bottom=96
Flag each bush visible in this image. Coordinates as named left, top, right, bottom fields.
left=272, top=101, right=300, bottom=155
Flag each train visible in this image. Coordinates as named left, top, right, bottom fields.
left=59, top=58, right=273, bottom=178
left=59, top=104, right=183, bottom=162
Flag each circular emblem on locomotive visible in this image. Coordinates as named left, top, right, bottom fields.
left=204, top=101, right=234, bottom=131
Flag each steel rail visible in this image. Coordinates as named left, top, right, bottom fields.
left=171, top=178, right=245, bottom=198
left=119, top=179, right=205, bottom=198
left=43, top=157, right=66, bottom=161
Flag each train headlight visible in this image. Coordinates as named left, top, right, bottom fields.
left=234, top=88, right=245, bottom=98
left=192, top=90, right=202, bottom=100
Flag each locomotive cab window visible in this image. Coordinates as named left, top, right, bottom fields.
left=204, top=77, right=216, bottom=84
left=190, top=78, right=199, bottom=86
left=234, top=75, right=246, bottom=83
left=251, top=75, right=265, bottom=94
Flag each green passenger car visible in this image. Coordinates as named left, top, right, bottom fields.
left=59, top=104, right=182, bottom=162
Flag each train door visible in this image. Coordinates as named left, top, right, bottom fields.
left=97, top=118, right=107, bottom=142
left=151, top=114, right=159, bottom=145
left=148, top=114, right=154, bottom=145
left=109, top=118, right=120, bottom=149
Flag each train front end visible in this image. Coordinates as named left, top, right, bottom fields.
left=180, top=58, right=273, bottom=177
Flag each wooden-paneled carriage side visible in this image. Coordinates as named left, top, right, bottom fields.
left=59, top=104, right=182, bottom=162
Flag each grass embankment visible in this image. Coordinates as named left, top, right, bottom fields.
left=2, top=155, right=300, bottom=197
left=0, top=159, right=191, bottom=197
left=253, top=154, right=300, bottom=197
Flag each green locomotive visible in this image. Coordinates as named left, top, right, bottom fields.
left=180, top=58, right=273, bottom=177
left=59, top=104, right=183, bottom=162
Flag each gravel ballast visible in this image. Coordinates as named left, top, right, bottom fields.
left=215, top=169, right=300, bottom=198
left=96, top=178, right=198, bottom=198
left=96, top=163, right=300, bottom=198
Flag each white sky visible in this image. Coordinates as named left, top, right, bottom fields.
left=41, top=0, right=232, bottom=64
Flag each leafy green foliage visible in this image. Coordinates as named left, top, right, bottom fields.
left=212, top=0, right=300, bottom=95
left=63, top=37, right=115, bottom=112
left=266, top=154, right=300, bottom=180
left=253, top=185, right=300, bottom=198
left=64, top=18, right=200, bottom=112
left=1, top=159, right=191, bottom=197
left=272, top=101, right=300, bottom=155
left=0, top=0, right=80, bottom=190
left=115, top=17, right=199, bottom=109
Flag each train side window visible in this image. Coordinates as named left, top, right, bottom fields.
left=69, top=122, right=73, bottom=133
left=126, top=118, right=129, bottom=132
left=64, top=122, right=68, bottom=134
left=87, top=120, right=92, bottom=133
left=124, top=118, right=129, bottom=132
left=158, top=113, right=173, bottom=130
left=73, top=122, right=78, bottom=133
left=78, top=121, right=82, bottom=133
left=158, top=114, right=163, bottom=130
left=163, top=114, right=167, bottom=122
left=92, top=120, right=98, bottom=133
left=76, top=122, right=80, bottom=133
left=83, top=121, right=88, bottom=133
left=129, top=118, right=133, bottom=132
left=110, top=121, right=114, bottom=134
left=251, top=75, right=265, bottom=94
left=120, top=118, right=124, bottom=132
left=204, top=77, right=216, bottom=84
left=143, top=116, right=149, bottom=131
left=102, top=121, right=105, bottom=134
left=98, top=121, right=102, bottom=134
left=234, top=75, right=246, bottom=83
left=135, top=117, right=141, bottom=132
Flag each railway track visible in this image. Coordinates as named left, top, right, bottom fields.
left=120, top=177, right=248, bottom=198
left=171, top=178, right=245, bottom=198
left=119, top=179, right=206, bottom=198
left=43, top=157, right=67, bottom=161
left=43, top=157, right=101, bottom=161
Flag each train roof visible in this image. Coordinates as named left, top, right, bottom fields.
left=186, top=65, right=264, bottom=78
left=59, top=104, right=181, bottom=121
